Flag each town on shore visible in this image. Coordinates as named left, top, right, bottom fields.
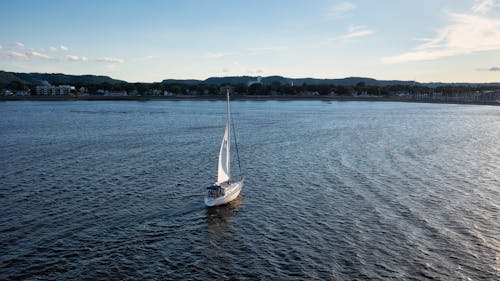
left=1, top=72, right=499, bottom=105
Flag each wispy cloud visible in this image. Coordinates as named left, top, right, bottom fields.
left=5, top=51, right=28, bottom=60
left=28, top=51, right=52, bottom=60
left=47, top=45, right=69, bottom=52
left=338, top=25, right=375, bottom=40
left=97, top=57, right=125, bottom=63
left=66, top=54, right=88, bottom=62
left=382, top=2, right=500, bottom=64
left=328, top=1, right=356, bottom=19
left=1, top=42, right=125, bottom=64
left=472, top=0, right=498, bottom=14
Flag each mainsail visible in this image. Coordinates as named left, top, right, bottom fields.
left=216, top=92, right=231, bottom=184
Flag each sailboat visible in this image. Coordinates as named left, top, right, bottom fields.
left=204, top=89, right=244, bottom=207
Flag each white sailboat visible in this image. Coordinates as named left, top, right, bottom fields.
left=204, top=89, right=244, bottom=207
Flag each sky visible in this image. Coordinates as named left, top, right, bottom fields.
left=0, top=0, right=499, bottom=83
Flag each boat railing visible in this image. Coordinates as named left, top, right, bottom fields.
left=207, top=189, right=225, bottom=198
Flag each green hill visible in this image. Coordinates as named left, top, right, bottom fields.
left=162, top=75, right=419, bottom=86
left=0, top=71, right=25, bottom=84
left=0, top=71, right=124, bottom=85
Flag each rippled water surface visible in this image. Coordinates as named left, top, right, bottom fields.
left=1, top=100, right=499, bottom=280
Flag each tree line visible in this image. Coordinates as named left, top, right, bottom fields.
left=2, top=80, right=499, bottom=96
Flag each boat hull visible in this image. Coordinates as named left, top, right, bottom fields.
left=204, top=180, right=243, bottom=207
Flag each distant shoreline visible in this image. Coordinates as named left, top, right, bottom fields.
left=1, top=95, right=498, bottom=106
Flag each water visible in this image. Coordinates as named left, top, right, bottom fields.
left=0, top=100, right=498, bottom=280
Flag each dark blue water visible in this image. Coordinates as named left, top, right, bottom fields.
left=1, top=100, right=499, bottom=280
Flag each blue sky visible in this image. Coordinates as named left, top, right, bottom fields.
left=1, top=0, right=499, bottom=82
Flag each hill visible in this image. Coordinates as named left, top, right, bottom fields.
left=2, top=71, right=499, bottom=88
left=163, top=76, right=420, bottom=86
left=0, top=71, right=25, bottom=84
left=0, top=71, right=124, bottom=85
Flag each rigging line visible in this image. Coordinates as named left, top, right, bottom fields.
left=231, top=108, right=243, bottom=178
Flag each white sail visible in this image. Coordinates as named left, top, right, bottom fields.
left=216, top=94, right=231, bottom=184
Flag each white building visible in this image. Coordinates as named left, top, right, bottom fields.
left=36, top=85, right=75, bottom=95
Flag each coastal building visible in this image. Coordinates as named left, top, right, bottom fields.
left=36, top=85, right=74, bottom=95
left=36, top=86, right=49, bottom=95
left=78, top=87, right=88, bottom=94
left=96, top=89, right=109, bottom=95
left=146, top=89, right=162, bottom=96
left=2, top=90, right=13, bottom=96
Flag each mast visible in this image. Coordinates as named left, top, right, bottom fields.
left=225, top=88, right=231, bottom=180
left=216, top=88, right=231, bottom=185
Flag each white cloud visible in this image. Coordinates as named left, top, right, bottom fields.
left=205, top=52, right=238, bottom=59
left=49, top=46, right=58, bottom=51
left=339, top=25, right=375, bottom=40
left=60, top=45, right=69, bottom=51
left=206, top=52, right=226, bottom=59
left=328, top=1, right=356, bottom=19
left=382, top=6, right=500, bottom=64
left=66, top=54, right=88, bottom=62
left=472, top=0, right=497, bottom=14
left=5, top=51, right=28, bottom=59
left=29, top=51, right=52, bottom=60
left=97, top=57, right=125, bottom=63
left=15, top=42, right=25, bottom=48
